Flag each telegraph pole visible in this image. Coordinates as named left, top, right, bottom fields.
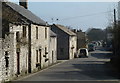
left=113, top=9, right=117, bottom=56
left=114, top=9, right=117, bottom=28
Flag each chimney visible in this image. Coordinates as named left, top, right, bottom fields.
left=19, top=0, right=28, bottom=9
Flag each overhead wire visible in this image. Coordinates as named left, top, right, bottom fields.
left=56, top=10, right=113, bottom=22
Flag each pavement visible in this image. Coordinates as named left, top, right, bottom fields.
left=13, top=47, right=120, bottom=82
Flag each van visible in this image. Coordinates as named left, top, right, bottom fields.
left=77, top=48, right=89, bottom=58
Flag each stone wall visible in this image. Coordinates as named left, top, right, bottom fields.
left=76, top=31, right=87, bottom=50
left=0, top=23, right=57, bottom=82
left=51, top=25, right=69, bottom=60
left=10, top=24, right=28, bottom=76
left=31, top=24, right=50, bottom=71
left=0, top=33, right=14, bottom=82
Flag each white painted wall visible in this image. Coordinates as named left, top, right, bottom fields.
left=69, top=36, right=77, bottom=59
left=49, top=36, right=57, bottom=65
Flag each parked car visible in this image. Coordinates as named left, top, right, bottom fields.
left=77, top=48, right=89, bottom=58
left=88, top=43, right=96, bottom=51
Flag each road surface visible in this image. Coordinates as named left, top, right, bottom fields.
left=15, top=47, right=120, bottom=82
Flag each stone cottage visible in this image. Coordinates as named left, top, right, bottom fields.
left=49, top=30, right=57, bottom=65
left=72, top=29, right=88, bottom=50
left=51, top=24, right=77, bottom=60
left=0, top=1, right=57, bottom=82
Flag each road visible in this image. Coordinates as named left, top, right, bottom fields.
left=15, top=47, right=120, bottom=82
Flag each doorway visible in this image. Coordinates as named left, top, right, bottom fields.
left=52, top=51, right=54, bottom=63
left=17, top=52, right=20, bottom=75
left=39, top=49, right=42, bottom=69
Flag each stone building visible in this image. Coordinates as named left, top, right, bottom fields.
left=51, top=24, right=77, bottom=60
left=30, top=24, right=50, bottom=71
left=0, top=1, right=57, bottom=82
left=74, top=29, right=88, bottom=50
left=49, top=30, right=57, bottom=64
left=0, top=34, right=15, bottom=82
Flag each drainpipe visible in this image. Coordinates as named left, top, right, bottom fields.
left=28, top=23, right=31, bottom=73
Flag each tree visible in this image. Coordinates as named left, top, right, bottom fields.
left=86, top=28, right=106, bottom=42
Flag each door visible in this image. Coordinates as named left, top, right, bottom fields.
left=39, top=49, right=42, bottom=69
left=17, top=52, right=20, bottom=75
left=52, top=51, right=54, bottom=63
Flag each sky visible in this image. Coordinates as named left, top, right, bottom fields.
left=9, top=0, right=118, bottom=31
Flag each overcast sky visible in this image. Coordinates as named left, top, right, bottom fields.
left=9, top=0, right=117, bottom=31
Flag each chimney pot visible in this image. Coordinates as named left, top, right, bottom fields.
left=19, top=0, right=28, bottom=9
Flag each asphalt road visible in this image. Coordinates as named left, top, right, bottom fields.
left=15, top=47, right=120, bottom=82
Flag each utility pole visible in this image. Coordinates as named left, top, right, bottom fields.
left=114, top=9, right=117, bottom=28
left=113, top=9, right=117, bottom=56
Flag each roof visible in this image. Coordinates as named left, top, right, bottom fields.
left=1, top=1, right=46, bottom=25
left=54, top=24, right=76, bottom=36
left=50, top=30, right=57, bottom=37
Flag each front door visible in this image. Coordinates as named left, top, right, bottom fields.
left=39, top=49, right=42, bottom=69
left=17, top=52, right=20, bottom=75
left=52, top=51, right=54, bottom=63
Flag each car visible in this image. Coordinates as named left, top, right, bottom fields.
left=88, top=43, right=96, bottom=51
left=77, top=48, right=89, bottom=58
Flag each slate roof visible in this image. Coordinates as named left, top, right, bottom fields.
left=54, top=24, right=76, bottom=36
left=1, top=1, right=46, bottom=26
left=50, top=30, right=57, bottom=37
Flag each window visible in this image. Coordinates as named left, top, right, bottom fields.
left=23, top=26, right=26, bottom=37
left=45, top=28, right=47, bottom=39
left=16, top=32, right=20, bottom=42
left=36, top=50, right=38, bottom=63
left=45, top=47, right=47, bottom=53
left=5, top=51, right=9, bottom=68
left=45, top=47, right=48, bottom=54
left=36, top=27, right=38, bottom=39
